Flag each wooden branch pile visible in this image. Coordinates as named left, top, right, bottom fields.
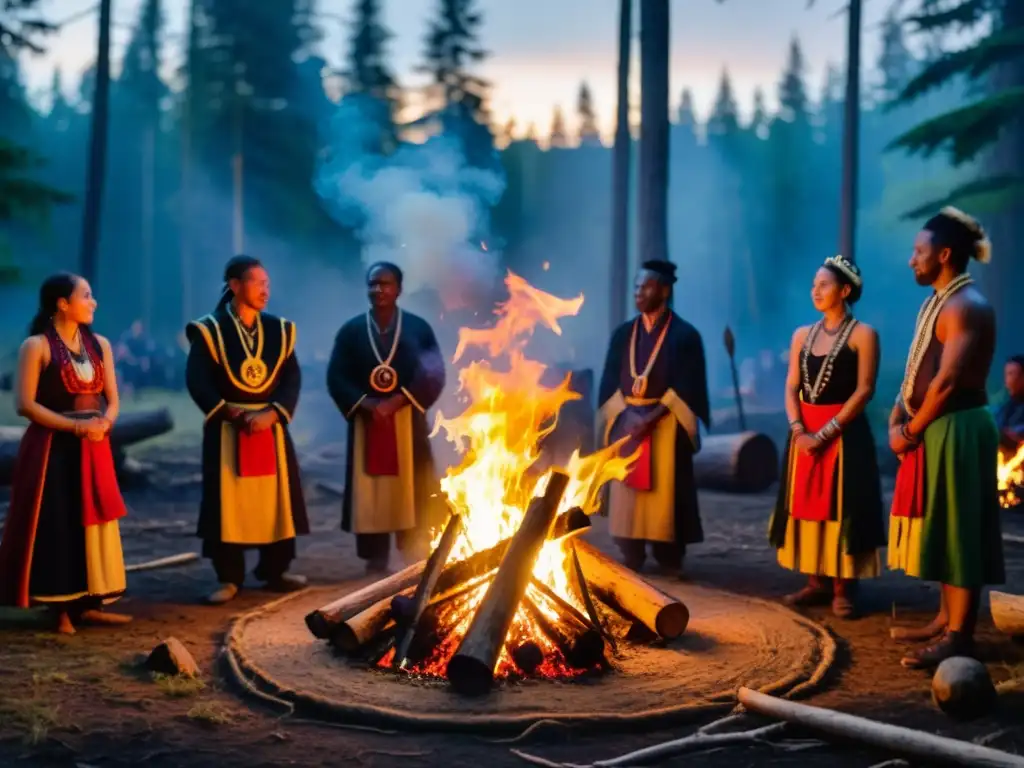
left=305, top=469, right=690, bottom=696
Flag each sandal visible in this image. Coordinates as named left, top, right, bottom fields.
left=900, top=630, right=972, bottom=670
left=782, top=584, right=831, bottom=608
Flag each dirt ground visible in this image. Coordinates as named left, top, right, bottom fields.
left=1, top=437, right=1023, bottom=767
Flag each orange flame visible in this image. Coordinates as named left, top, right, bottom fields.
left=998, top=443, right=1024, bottom=508
left=403, top=271, right=635, bottom=678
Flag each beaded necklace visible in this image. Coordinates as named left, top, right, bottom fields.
left=800, top=314, right=858, bottom=403
left=899, top=273, right=973, bottom=416
left=48, top=325, right=105, bottom=395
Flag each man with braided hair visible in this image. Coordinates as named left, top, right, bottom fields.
left=596, top=260, right=710, bottom=576
left=887, top=207, right=1005, bottom=669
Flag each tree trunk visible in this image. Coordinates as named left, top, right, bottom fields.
left=609, top=0, right=632, bottom=333
left=838, top=0, right=862, bottom=263
left=78, top=0, right=113, bottom=285
left=637, top=0, right=670, bottom=266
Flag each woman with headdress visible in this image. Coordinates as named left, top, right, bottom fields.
left=184, top=256, right=309, bottom=604
left=596, top=259, right=711, bottom=575
left=0, top=273, right=129, bottom=634
left=769, top=255, right=885, bottom=618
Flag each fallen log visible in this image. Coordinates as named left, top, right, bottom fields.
left=394, top=512, right=464, bottom=667
left=990, top=591, right=1024, bottom=637
left=693, top=431, right=778, bottom=493
left=737, top=686, right=1024, bottom=767
left=304, top=506, right=590, bottom=640
left=447, top=470, right=571, bottom=695
left=0, top=408, right=174, bottom=485
left=574, top=539, right=688, bottom=639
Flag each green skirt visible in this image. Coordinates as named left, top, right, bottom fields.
left=888, top=406, right=1005, bottom=588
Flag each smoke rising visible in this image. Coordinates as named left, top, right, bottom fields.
left=314, top=96, right=506, bottom=310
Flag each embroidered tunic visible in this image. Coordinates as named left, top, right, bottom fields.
left=326, top=309, right=446, bottom=537
left=185, top=307, right=309, bottom=549
left=0, top=326, right=127, bottom=607
left=596, top=311, right=710, bottom=546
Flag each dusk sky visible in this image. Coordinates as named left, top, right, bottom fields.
left=19, top=0, right=900, bottom=140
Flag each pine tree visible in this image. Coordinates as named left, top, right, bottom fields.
left=418, top=0, right=494, bottom=164
left=576, top=81, right=601, bottom=146
left=747, top=86, right=769, bottom=138
left=548, top=106, right=567, bottom=148
left=0, top=1, right=67, bottom=281
left=777, top=36, right=810, bottom=124
left=676, top=88, right=696, bottom=128
left=875, top=7, right=916, bottom=104
left=48, top=69, right=74, bottom=131
left=707, top=70, right=739, bottom=136
left=119, top=0, right=166, bottom=116
left=887, top=0, right=1023, bottom=215
left=341, top=0, right=400, bottom=154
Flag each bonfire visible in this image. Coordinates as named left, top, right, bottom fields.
left=998, top=442, right=1024, bottom=509
left=305, top=272, right=690, bottom=695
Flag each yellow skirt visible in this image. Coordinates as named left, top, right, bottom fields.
left=776, top=514, right=880, bottom=580
left=32, top=520, right=126, bottom=605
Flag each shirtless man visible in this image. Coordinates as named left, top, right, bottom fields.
left=887, top=207, right=1005, bottom=669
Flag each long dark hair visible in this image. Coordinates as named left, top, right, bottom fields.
left=216, top=255, right=263, bottom=311
left=28, top=272, right=80, bottom=336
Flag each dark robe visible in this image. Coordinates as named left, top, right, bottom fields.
left=184, top=307, right=309, bottom=558
left=326, top=309, right=445, bottom=547
left=597, top=310, right=710, bottom=549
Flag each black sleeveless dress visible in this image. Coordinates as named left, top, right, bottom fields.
left=768, top=344, right=886, bottom=577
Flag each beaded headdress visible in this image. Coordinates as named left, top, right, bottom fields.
left=823, top=255, right=862, bottom=287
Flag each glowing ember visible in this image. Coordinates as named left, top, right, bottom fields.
left=998, top=444, right=1024, bottom=508
left=386, top=271, right=635, bottom=679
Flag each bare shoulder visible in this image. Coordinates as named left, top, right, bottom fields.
left=850, top=322, right=878, bottom=345
left=20, top=335, right=46, bottom=356
left=791, top=325, right=812, bottom=346
left=946, top=286, right=994, bottom=322
left=94, top=333, right=115, bottom=354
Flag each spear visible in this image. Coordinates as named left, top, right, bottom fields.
left=723, top=326, right=747, bottom=432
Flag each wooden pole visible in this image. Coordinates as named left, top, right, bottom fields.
left=738, top=687, right=1024, bottom=767
left=574, top=539, right=688, bottom=639
left=609, top=0, right=632, bottom=332
left=447, top=471, right=571, bottom=695
left=838, top=0, right=862, bottom=263
left=78, top=0, right=113, bottom=285
left=637, top=0, right=670, bottom=266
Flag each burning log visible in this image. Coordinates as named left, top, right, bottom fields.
left=332, top=586, right=415, bottom=652
left=394, top=512, right=464, bottom=666
left=693, top=432, right=778, bottom=493
left=305, top=506, right=590, bottom=640
left=574, top=539, right=689, bottom=639
left=511, top=641, right=544, bottom=675
left=447, top=470, right=571, bottom=695
left=525, top=593, right=605, bottom=670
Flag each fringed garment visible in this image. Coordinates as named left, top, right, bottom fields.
left=0, top=326, right=127, bottom=608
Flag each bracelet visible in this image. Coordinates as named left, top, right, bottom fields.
left=814, top=417, right=841, bottom=442
left=901, top=422, right=921, bottom=444
left=789, top=419, right=805, bottom=435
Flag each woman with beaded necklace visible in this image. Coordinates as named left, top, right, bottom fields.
left=0, top=273, right=129, bottom=634
left=769, top=255, right=885, bottom=619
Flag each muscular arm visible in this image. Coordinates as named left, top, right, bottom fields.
left=907, top=301, right=981, bottom=436
left=97, top=335, right=120, bottom=425
left=14, top=337, right=80, bottom=433
left=784, top=328, right=806, bottom=429
left=832, top=324, right=879, bottom=429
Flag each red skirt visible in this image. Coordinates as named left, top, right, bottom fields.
left=0, top=423, right=126, bottom=608
left=365, top=413, right=399, bottom=476
left=789, top=402, right=843, bottom=522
